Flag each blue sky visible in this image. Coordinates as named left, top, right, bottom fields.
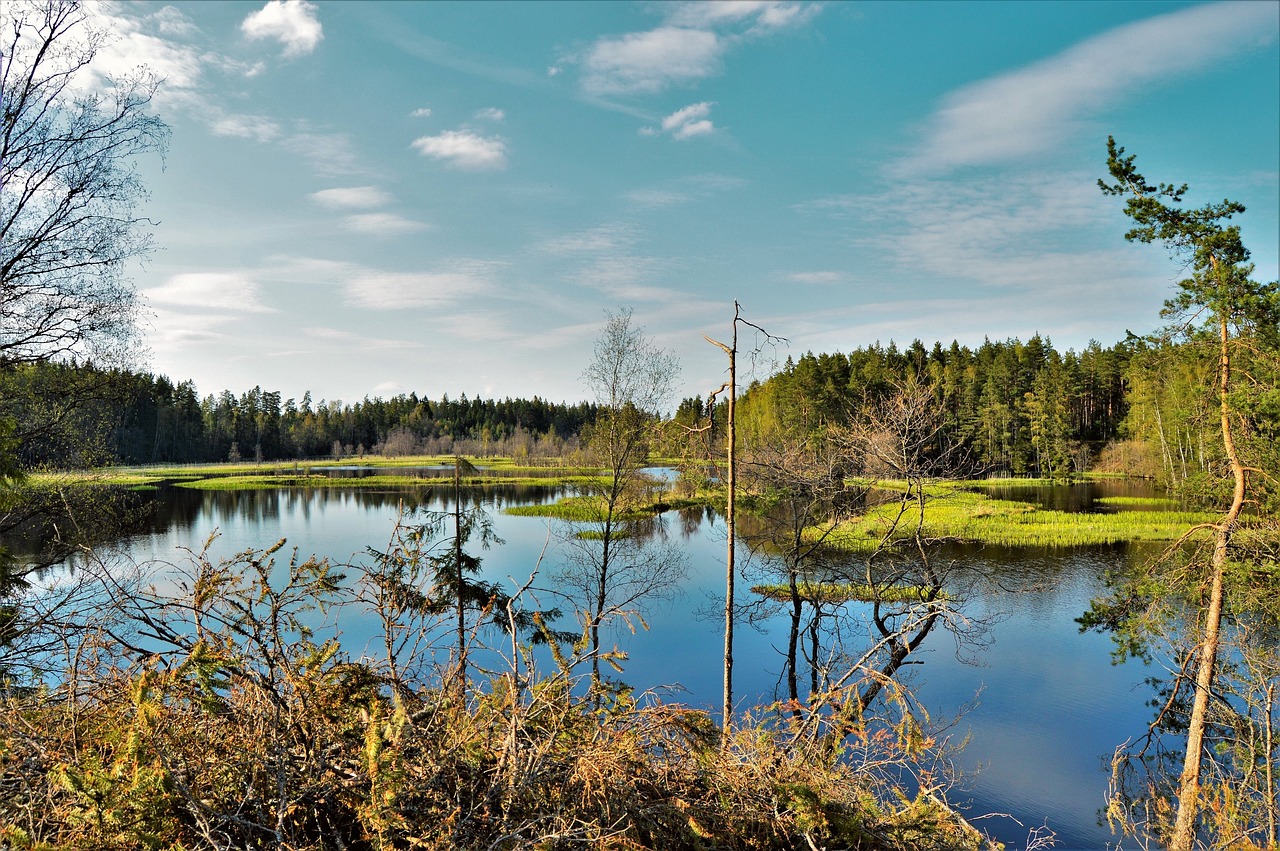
left=91, top=0, right=1279, bottom=407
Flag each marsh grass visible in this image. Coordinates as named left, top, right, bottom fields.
left=827, top=488, right=1221, bottom=551
left=505, top=494, right=708, bottom=522
left=177, top=472, right=605, bottom=491
left=48, top=455, right=606, bottom=488
left=1093, top=496, right=1180, bottom=508
left=752, top=582, right=947, bottom=604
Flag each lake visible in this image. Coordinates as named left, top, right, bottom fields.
left=102, top=477, right=1157, bottom=850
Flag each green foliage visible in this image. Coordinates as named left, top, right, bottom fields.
left=736, top=335, right=1130, bottom=478
left=827, top=487, right=1220, bottom=551
left=752, top=582, right=948, bottom=605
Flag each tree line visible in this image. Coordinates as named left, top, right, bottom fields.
left=725, top=334, right=1131, bottom=479
left=1, top=360, right=598, bottom=467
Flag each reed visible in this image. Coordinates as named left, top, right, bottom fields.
left=828, top=488, right=1222, bottom=551
left=1093, top=496, right=1179, bottom=507
left=752, top=582, right=946, bottom=604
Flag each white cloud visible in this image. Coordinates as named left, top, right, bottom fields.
left=282, top=132, right=365, bottom=176
left=625, top=172, right=746, bottom=207
left=582, top=27, right=723, bottom=95
left=151, top=5, right=198, bottom=37
left=86, top=20, right=204, bottom=96
left=674, top=119, right=714, bottom=139
left=342, top=213, right=430, bottom=235
left=309, top=186, right=392, bottom=209
left=661, top=102, right=711, bottom=131
left=541, top=223, right=639, bottom=255
left=787, top=271, right=847, bottom=285
left=624, top=188, right=692, bottom=208
left=905, top=1, right=1278, bottom=174
left=210, top=112, right=282, bottom=142
left=304, top=327, right=363, bottom=342
left=343, top=262, right=503, bottom=309
left=667, top=1, right=819, bottom=32
left=299, top=327, right=420, bottom=353
left=144, top=273, right=275, bottom=313
left=645, top=102, right=717, bottom=139
left=574, top=3, right=819, bottom=96
left=241, top=0, right=324, bottom=58
left=475, top=107, right=506, bottom=122
left=410, top=107, right=433, bottom=117
left=411, top=130, right=508, bottom=170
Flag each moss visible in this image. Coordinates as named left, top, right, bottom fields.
left=752, top=582, right=946, bottom=604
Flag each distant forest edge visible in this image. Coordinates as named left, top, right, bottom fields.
left=9, top=332, right=1221, bottom=483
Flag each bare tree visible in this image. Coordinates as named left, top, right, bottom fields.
left=740, top=432, right=863, bottom=709
left=702, top=301, right=784, bottom=728
left=832, top=379, right=974, bottom=713
left=1, top=0, right=168, bottom=367
left=555, top=309, right=685, bottom=696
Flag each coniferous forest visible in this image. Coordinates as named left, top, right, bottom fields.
left=10, top=331, right=1268, bottom=510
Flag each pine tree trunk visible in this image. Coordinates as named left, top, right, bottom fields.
left=1169, top=312, right=1246, bottom=851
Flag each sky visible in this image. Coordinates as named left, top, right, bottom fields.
left=81, top=0, right=1280, bottom=408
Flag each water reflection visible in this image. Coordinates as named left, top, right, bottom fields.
left=969, top=477, right=1168, bottom=513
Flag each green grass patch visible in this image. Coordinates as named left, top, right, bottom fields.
left=826, top=488, right=1220, bottom=552
left=1094, top=496, right=1179, bottom=508
left=51, top=455, right=620, bottom=490
left=752, top=582, right=946, bottom=604
left=505, top=493, right=709, bottom=522
left=175, top=472, right=605, bottom=491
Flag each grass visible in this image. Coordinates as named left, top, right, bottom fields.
left=36, top=455, right=617, bottom=490
left=752, top=582, right=947, bottom=604
left=825, top=488, right=1221, bottom=552
left=505, top=494, right=709, bottom=522
left=178, top=472, right=605, bottom=491
left=1094, top=495, right=1180, bottom=508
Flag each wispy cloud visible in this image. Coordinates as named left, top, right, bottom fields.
left=410, top=106, right=433, bottom=118
left=282, top=132, right=367, bottom=176
left=241, top=0, right=324, bottom=58
left=302, top=327, right=422, bottom=351
left=475, top=107, right=506, bottom=122
left=786, top=271, right=847, bottom=285
left=144, top=273, right=276, bottom=313
left=665, top=1, right=820, bottom=33
left=411, top=130, right=508, bottom=170
left=624, top=172, right=746, bottom=208
left=343, top=261, right=504, bottom=309
left=540, top=223, right=639, bottom=255
left=342, top=213, right=430, bottom=235
left=903, top=1, right=1278, bottom=175
left=209, top=112, right=282, bottom=142
left=624, top=188, right=692, bottom=208
left=310, top=186, right=393, bottom=209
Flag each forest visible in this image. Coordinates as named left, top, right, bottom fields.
left=3, top=329, right=1260, bottom=510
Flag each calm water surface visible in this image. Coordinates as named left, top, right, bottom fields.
left=107, top=479, right=1156, bottom=850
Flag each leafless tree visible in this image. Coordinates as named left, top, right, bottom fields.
left=554, top=309, right=685, bottom=696
left=1, top=0, right=168, bottom=367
